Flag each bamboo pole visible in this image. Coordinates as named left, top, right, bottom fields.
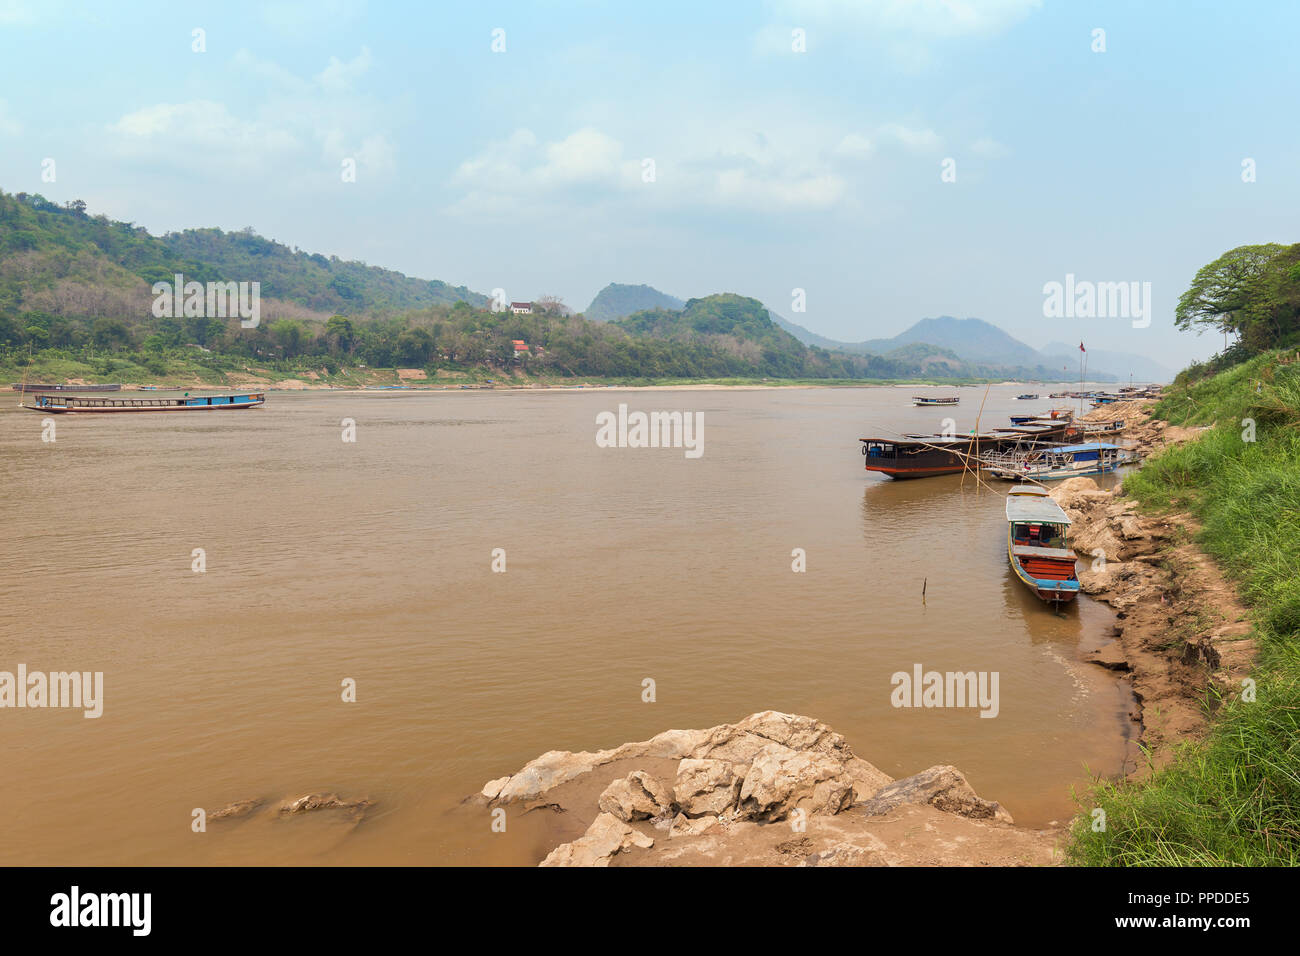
left=961, top=383, right=993, bottom=494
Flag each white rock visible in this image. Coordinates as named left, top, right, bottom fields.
left=539, top=812, right=654, bottom=867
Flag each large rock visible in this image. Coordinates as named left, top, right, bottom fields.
left=538, top=812, right=653, bottom=867
left=670, top=812, right=718, bottom=838
left=737, top=743, right=855, bottom=821
left=674, top=758, right=745, bottom=817
left=856, top=765, right=1013, bottom=823
left=597, top=771, right=672, bottom=822
left=494, top=748, right=615, bottom=803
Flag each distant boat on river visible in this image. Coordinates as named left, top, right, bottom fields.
left=23, top=392, right=265, bottom=413
left=912, top=395, right=959, bottom=406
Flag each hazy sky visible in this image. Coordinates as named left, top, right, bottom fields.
left=2, top=0, right=1297, bottom=367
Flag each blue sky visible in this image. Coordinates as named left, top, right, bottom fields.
left=2, top=0, right=1297, bottom=368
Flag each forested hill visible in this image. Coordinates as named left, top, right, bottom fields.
left=614, top=294, right=809, bottom=377
left=0, top=190, right=485, bottom=320
left=585, top=282, right=685, bottom=322
left=0, top=189, right=1139, bottom=384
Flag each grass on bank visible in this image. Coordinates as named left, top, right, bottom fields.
left=1068, top=349, right=1300, bottom=865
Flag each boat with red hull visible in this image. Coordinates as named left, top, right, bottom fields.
left=859, top=418, right=1075, bottom=479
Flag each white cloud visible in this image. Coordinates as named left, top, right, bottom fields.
left=105, top=48, right=395, bottom=183
left=315, top=46, right=372, bottom=92
left=970, top=136, right=1009, bottom=157
left=834, top=133, right=875, bottom=159
left=448, top=122, right=857, bottom=219
left=107, top=100, right=299, bottom=174
left=451, top=127, right=638, bottom=204
left=878, top=122, right=942, bottom=151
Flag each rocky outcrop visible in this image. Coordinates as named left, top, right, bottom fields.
left=539, top=812, right=653, bottom=867
left=278, top=792, right=373, bottom=820
left=856, top=765, right=1013, bottom=822
left=597, top=771, right=673, bottom=822
left=480, top=712, right=1058, bottom=867
left=737, top=744, right=855, bottom=821
left=675, top=759, right=743, bottom=817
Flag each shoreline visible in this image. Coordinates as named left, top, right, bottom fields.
left=1047, top=401, right=1257, bottom=778
left=474, top=400, right=1255, bottom=866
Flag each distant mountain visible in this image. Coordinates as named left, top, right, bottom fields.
left=768, top=310, right=856, bottom=350
left=1040, top=341, right=1173, bottom=384
left=857, top=316, right=1045, bottom=366
left=585, top=283, right=685, bottom=322
left=777, top=315, right=1136, bottom=382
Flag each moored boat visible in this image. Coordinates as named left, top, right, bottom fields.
left=859, top=419, right=1074, bottom=479
left=1015, top=393, right=1040, bottom=400
left=1078, top=418, right=1126, bottom=436
left=983, top=441, right=1132, bottom=481
left=1005, top=485, right=1079, bottom=604
left=23, top=392, right=265, bottom=413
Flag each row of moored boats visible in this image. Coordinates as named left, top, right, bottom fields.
left=861, top=408, right=1136, bottom=482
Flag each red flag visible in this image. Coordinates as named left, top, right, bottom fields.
left=1079, top=341, right=1086, bottom=352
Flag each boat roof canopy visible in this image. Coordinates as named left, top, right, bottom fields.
left=1054, top=442, right=1120, bottom=453
left=1006, top=487, right=1072, bottom=524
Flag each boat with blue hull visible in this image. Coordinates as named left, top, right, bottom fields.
left=983, top=441, right=1131, bottom=482
left=1005, top=485, right=1080, bottom=605
left=23, top=392, right=266, bottom=413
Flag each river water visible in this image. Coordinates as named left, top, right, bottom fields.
left=0, top=384, right=1132, bottom=864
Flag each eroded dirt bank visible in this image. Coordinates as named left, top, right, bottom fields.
left=1049, top=400, right=1257, bottom=776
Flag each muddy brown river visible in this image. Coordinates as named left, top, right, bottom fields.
left=0, top=385, right=1133, bottom=864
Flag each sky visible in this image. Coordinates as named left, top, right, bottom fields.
left=1, top=0, right=1297, bottom=369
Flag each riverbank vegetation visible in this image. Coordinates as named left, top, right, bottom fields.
left=1068, top=246, right=1300, bottom=864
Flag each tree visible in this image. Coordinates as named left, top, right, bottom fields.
left=270, top=319, right=304, bottom=357
left=534, top=295, right=572, bottom=316
left=325, top=314, right=355, bottom=352
left=91, top=317, right=131, bottom=350
left=396, top=327, right=434, bottom=365
left=1175, top=244, right=1285, bottom=336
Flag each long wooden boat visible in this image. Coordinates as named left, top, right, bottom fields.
left=1078, top=418, right=1126, bottom=436
left=984, top=441, right=1132, bottom=481
left=22, top=392, right=265, bottom=413
left=912, top=396, right=959, bottom=406
left=12, top=382, right=121, bottom=392
left=1005, top=485, right=1080, bottom=604
left=859, top=419, right=1074, bottom=479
